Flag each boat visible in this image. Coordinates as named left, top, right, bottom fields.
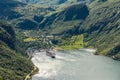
left=46, top=49, right=56, bottom=58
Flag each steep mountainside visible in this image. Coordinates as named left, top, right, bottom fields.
left=0, top=21, right=34, bottom=79
left=79, top=0, right=120, bottom=59
left=0, top=21, right=15, bottom=49
left=0, top=0, right=26, bottom=20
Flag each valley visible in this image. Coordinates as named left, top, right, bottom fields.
left=15, top=0, right=120, bottom=59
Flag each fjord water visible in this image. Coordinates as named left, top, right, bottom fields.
left=32, top=49, right=120, bottom=80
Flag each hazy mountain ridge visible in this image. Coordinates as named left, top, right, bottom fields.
left=20, top=0, right=67, bottom=4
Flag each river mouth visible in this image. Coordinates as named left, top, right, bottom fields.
left=32, top=49, right=120, bottom=80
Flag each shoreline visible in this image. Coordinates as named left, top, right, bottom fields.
left=55, top=47, right=120, bottom=61
left=25, top=65, right=39, bottom=80
left=25, top=57, right=39, bottom=80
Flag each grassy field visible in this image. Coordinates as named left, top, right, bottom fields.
left=0, top=77, right=2, bottom=80
left=23, top=37, right=37, bottom=42
left=59, top=35, right=84, bottom=50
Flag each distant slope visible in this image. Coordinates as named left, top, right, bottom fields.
left=20, top=0, right=67, bottom=4
left=0, top=0, right=56, bottom=30
left=0, top=0, right=26, bottom=20
left=79, top=0, right=120, bottom=59
left=0, top=21, right=33, bottom=79
left=39, top=4, right=89, bottom=34
left=19, top=0, right=95, bottom=9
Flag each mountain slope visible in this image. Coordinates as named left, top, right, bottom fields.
left=79, top=0, right=120, bottom=59
left=0, top=21, right=34, bottom=80
left=0, top=0, right=26, bottom=20
left=39, top=4, right=89, bottom=34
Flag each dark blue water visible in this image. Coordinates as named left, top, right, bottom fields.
left=32, top=49, right=120, bottom=80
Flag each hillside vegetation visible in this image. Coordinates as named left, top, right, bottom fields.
left=79, top=0, right=120, bottom=59
left=0, top=0, right=26, bottom=20
left=0, top=21, right=34, bottom=80
left=39, top=4, right=89, bottom=34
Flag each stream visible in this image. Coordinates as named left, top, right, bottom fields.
left=32, top=49, right=120, bottom=80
